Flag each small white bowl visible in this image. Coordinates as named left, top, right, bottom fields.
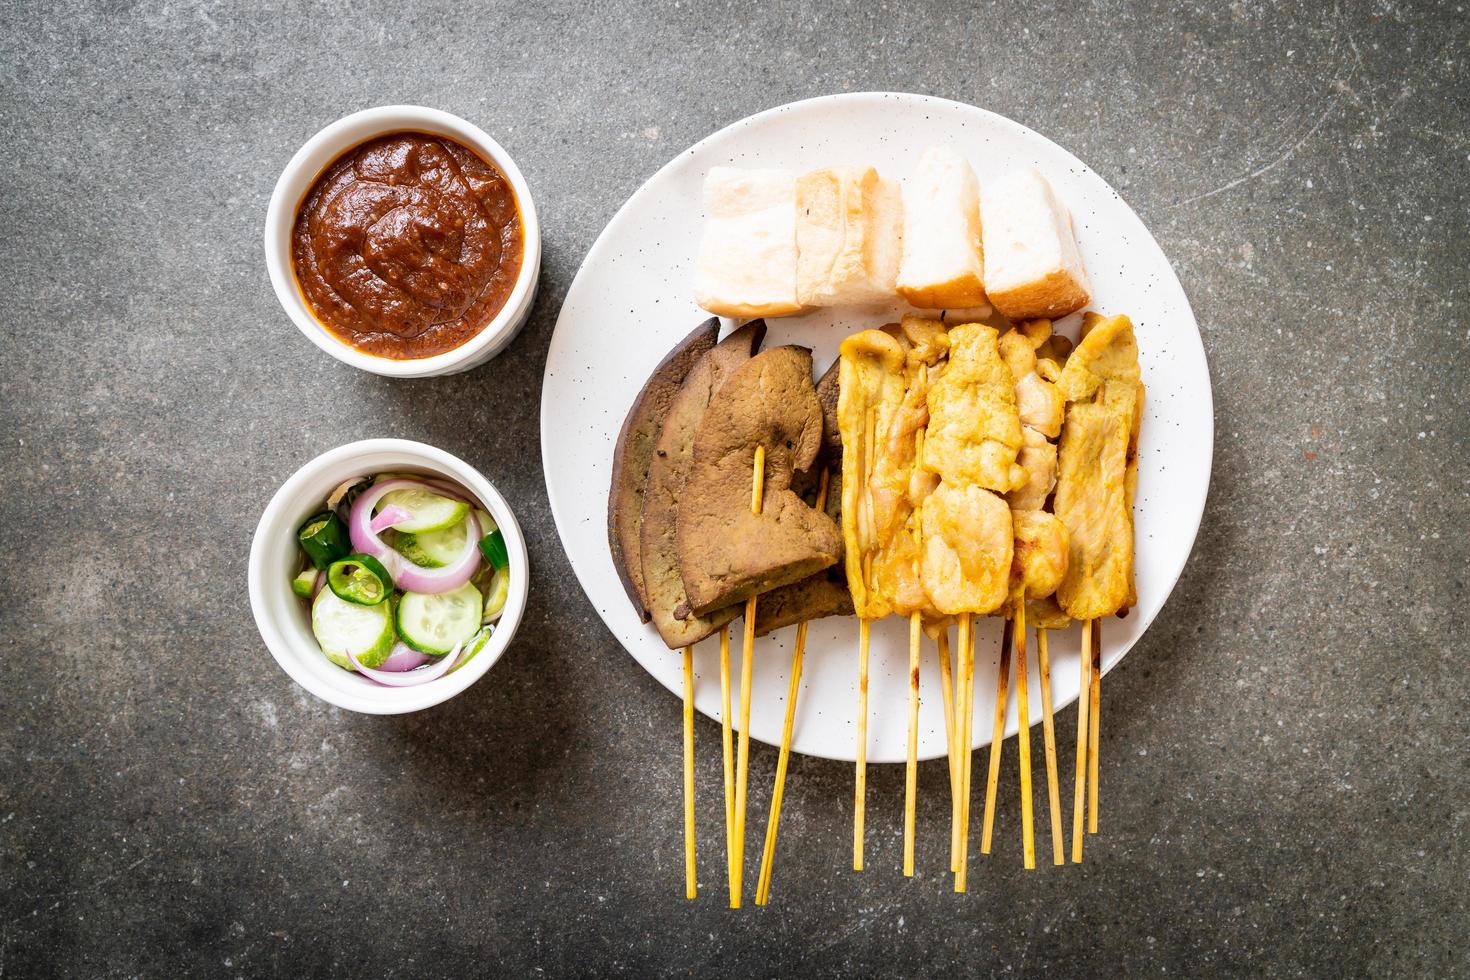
left=248, top=439, right=529, bottom=714
left=263, top=106, right=541, bottom=378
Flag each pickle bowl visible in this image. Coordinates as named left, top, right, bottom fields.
left=263, top=105, right=542, bottom=379
left=248, top=438, right=529, bottom=714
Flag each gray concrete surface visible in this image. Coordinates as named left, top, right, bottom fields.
left=2, top=1, right=1467, bottom=976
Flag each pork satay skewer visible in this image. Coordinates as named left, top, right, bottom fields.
left=917, top=321, right=1024, bottom=890
left=839, top=322, right=945, bottom=875
left=1053, top=313, right=1144, bottom=861
left=754, top=466, right=832, bottom=906
left=992, top=321, right=1071, bottom=867
left=729, top=446, right=766, bottom=907
left=671, top=342, right=839, bottom=903
left=837, top=333, right=905, bottom=873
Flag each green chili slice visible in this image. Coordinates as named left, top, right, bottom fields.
left=326, top=553, right=394, bottom=606
left=478, top=529, right=509, bottom=570
left=299, top=511, right=350, bottom=570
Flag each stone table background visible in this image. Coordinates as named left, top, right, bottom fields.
left=3, top=1, right=1466, bottom=976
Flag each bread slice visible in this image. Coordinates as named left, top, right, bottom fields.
left=694, top=168, right=804, bottom=319
left=795, top=166, right=903, bottom=307
left=896, top=146, right=987, bottom=309
left=980, top=169, right=1091, bottom=321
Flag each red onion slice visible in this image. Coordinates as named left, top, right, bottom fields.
left=311, top=571, right=327, bottom=598
left=348, top=639, right=463, bottom=687
left=348, top=479, right=481, bottom=594
left=369, top=505, right=412, bottom=534
left=377, top=643, right=430, bottom=672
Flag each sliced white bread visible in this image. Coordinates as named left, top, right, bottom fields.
left=896, top=145, right=987, bottom=309
left=795, top=166, right=903, bottom=307
left=980, top=169, right=1091, bottom=321
left=694, top=167, right=804, bottom=319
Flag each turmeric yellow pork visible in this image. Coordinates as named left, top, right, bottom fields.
left=841, top=318, right=950, bottom=620
left=922, top=323, right=1027, bottom=495
left=837, top=329, right=908, bottom=621
left=1054, top=314, right=1144, bottom=621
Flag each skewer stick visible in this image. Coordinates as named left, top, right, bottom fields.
left=903, top=612, right=921, bottom=876
left=980, top=619, right=1013, bottom=855
left=731, top=445, right=766, bottom=908
left=1015, top=606, right=1035, bottom=870
left=754, top=620, right=806, bottom=906
left=1071, top=621, right=1092, bottom=863
left=954, top=612, right=976, bottom=892
left=682, top=645, right=697, bottom=899
left=1036, top=628, right=1065, bottom=866
left=1088, top=618, right=1101, bottom=835
left=938, top=628, right=959, bottom=873
left=854, top=406, right=877, bottom=873
left=854, top=616, right=870, bottom=871
left=719, top=625, right=736, bottom=901
left=754, top=467, right=829, bottom=906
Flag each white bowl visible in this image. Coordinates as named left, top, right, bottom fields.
left=248, top=439, right=529, bottom=714
left=263, top=106, right=541, bottom=378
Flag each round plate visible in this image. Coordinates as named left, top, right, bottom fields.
left=542, top=93, right=1211, bottom=762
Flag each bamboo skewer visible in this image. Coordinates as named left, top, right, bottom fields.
left=1014, top=606, right=1035, bottom=870
left=682, top=645, right=697, bottom=899
left=731, top=445, right=766, bottom=908
left=903, top=612, right=921, bottom=876
left=854, top=616, right=870, bottom=871
left=1088, top=618, right=1101, bottom=835
left=1071, top=621, right=1092, bottom=863
left=954, top=612, right=976, bottom=892
left=754, top=619, right=806, bottom=906
left=853, top=405, right=877, bottom=874
left=980, top=619, right=1013, bottom=855
left=1035, top=628, right=1065, bottom=866
left=754, top=467, right=830, bottom=906
left=938, top=628, right=959, bottom=874
left=720, top=625, right=736, bottom=901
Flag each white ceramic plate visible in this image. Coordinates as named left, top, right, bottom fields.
left=541, top=93, right=1211, bottom=762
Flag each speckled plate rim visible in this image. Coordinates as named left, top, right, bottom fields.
left=541, top=92, right=1213, bottom=762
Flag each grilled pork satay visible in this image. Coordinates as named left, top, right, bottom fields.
left=1054, top=312, right=1144, bottom=861
left=871, top=317, right=947, bottom=877
left=918, top=321, right=1025, bottom=892
left=836, top=318, right=951, bottom=873
left=980, top=320, right=1073, bottom=867
left=836, top=327, right=909, bottom=870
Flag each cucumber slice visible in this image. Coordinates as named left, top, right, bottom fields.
left=395, top=582, right=483, bottom=655
left=482, top=567, right=509, bottom=623
left=450, top=625, right=494, bottom=675
left=312, top=588, right=395, bottom=669
left=291, top=567, right=318, bottom=599
left=395, top=518, right=474, bottom=568
left=475, top=509, right=498, bottom=535
left=377, top=488, right=468, bottom=534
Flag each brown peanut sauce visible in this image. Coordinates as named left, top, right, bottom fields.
left=291, top=131, right=523, bottom=359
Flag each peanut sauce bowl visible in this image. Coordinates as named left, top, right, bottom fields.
left=264, top=106, right=541, bottom=378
